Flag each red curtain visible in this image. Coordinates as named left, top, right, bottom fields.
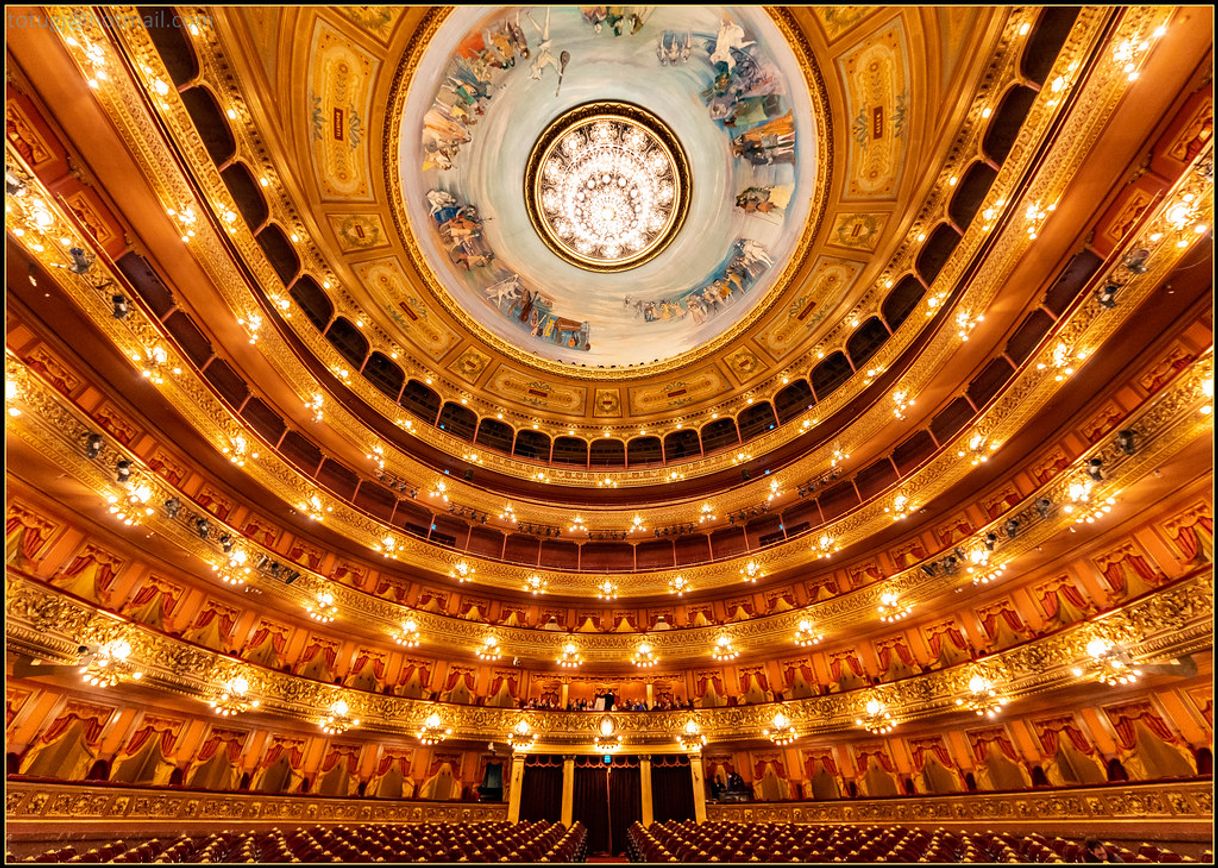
left=1101, top=549, right=1160, bottom=595
left=742, top=669, right=769, bottom=692
left=784, top=661, right=814, bottom=686
left=1056, top=582, right=1090, bottom=610
left=247, top=622, right=288, bottom=653
left=1108, top=703, right=1179, bottom=750
left=980, top=604, right=1025, bottom=639
left=804, top=752, right=839, bottom=777
left=120, top=721, right=179, bottom=758
left=829, top=652, right=864, bottom=680
left=260, top=739, right=305, bottom=771
left=926, top=622, right=968, bottom=658
left=321, top=745, right=360, bottom=774
left=300, top=639, right=338, bottom=668
left=697, top=673, right=725, bottom=695
left=195, top=729, right=245, bottom=764
left=1170, top=513, right=1213, bottom=560
left=351, top=651, right=386, bottom=678
left=398, top=661, right=431, bottom=686
left=443, top=669, right=476, bottom=691
left=1036, top=719, right=1094, bottom=756
left=753, top=758, right=786, bottom=778
left=37, top=706, right=110, bottom=746
left=910, top=738, right=954, bottom=772
left=971, top=730, right=1019, bottom=763
left=191, top=603, right=237, bottom=637
left=490, top=672, right=519, bottom=696
left=375, top=751, right=413, bottom=777
left=856, top=748, right=896, bottom=774
left=61, top=549, right=117, bottom=588
left=7, top=511, right=50, bottom=560
left=375, top=576, right=408, bottom=602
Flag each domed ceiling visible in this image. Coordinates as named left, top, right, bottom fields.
left=396, top=7, right=820, bottom=367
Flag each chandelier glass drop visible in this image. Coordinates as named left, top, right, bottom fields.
left=526, top=103, right=689, bottom=272
left=417, top=711, right=452, bottom=746
left=208, top=674, right=260, bottom=717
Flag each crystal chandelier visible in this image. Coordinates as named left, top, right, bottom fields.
left=557, top=641, right=583, bottom=669
left=526, top=103, right=688, bottom=271
left=417, top=711, right=452, bottom=746
left=677, top=719, right=706, bottom=752
left=393, top=619, right=421, bottom=648
left=507, top=719, right=537, bottom=750
left=106, top=482, right=155, bottom=526
left=877, top=590, right=912, bottom=623
left=450, top=559, right=475, bottom=582
left=596, top=579, right=618, bottom=600
left=523, top=574, right=548, bottom=595
left=856, top=696, right=897, bottom=735
left=954, top=672, right=1009, bottom=718
left=628, top=514, right=647, bottom=534
left=320, top=699, right=360, bottom=735
left=477, top=635, right=502, bottom=661
left=1072, top=637, right=1143, bottom=686
left=213, top=548, right=251, bottom=586
left=631, top=641, right=659, bottom=668
left=739, top=560, right=764, bottom=583
left=668, top=575, right=692, bottom=595
left=594, top=713, right=622, bottom=752
left=80, top=638, right=144, bottom=688
left=208, top=674, right=260, bottom=717
left=711, top=635, right=739, bottom=662
left=764, top=711, right=798, bottom=746
left=794, top=619, right=823, bottom=647
left=305, top=590, right=338, bottom=623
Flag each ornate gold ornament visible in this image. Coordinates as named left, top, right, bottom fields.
left=523, top=101, right=690, bottom=272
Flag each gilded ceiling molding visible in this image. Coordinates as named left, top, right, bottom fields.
left=98, top=4, right=1159, bottom=498
left=81, top=3, right=1116, bottom=488
left=704, top=778, right=1213, bottom=825
left=6, top=133, right=1211, bottom=593
left=6, top=343, right=1212, bottom=663
left=4, top=779, right=508, bottom=824
left=6, top=572, right=1211, bottom=742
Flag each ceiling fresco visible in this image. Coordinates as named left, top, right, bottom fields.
left=398, top=6, right=819, bottom=366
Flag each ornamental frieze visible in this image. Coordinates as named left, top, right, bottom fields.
left=6, top=572, right=1210, bottom=742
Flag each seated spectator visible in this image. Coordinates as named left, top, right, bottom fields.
left=1083, top=839, right=1124, bottom=863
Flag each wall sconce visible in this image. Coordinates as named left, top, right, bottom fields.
left=856, top=694, right=896, bottom=734
left=764, top=710, right=798, bottom=746
left=417, top=711, right=452, bottom=745
left=711, top=635, right=739, bottom=662
left=394, top=620, right=421, bottom=648
left=794, top=619, right=823, bottom=647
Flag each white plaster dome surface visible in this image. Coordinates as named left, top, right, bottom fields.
left=400, top=6, right=817, bottom=367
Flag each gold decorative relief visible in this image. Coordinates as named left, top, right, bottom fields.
left=756, top=258, right=861, bottom=358
left=326, top=212, right=388, bottom=252
left=828, top=212, right=889, bottom=252
left=485, top=368, right=586, bottom=414
left=449, top=348, right=491, bottom=384
left=839, top=18, right=910, bottom=200
left=308, top=20, right=379, bottom=201
left=353, top=258, right=460, bottom=358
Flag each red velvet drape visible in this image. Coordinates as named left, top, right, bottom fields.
left=855, top=747, right=896, bottom=774
left=971, top=730, right=1020, bottom=762
left=351, top=651, right=387, bottom=678
left=804, top=752, right=839, bottom=777
left=195, top=729, right=245, bottom=764
left=120, top=721, right=179, bottom=758
left=37, top=707, right=110, bottom=746
left=1170, top=513, right=1213, bottom=560
left=1035, top=719, right=1094, bottom=756
left=443, top=669, right=476, bottom=691
left=910, top=738, right=954, bottom=772
left=259, top=739, right=305, bottom=771
left=375, top=750, right=413, bottom=777
left=1107, top=703, right=1179, bottom=750
left=321, top=745, right=360, bottom=774
left=7, top=512, right=50, bottom=560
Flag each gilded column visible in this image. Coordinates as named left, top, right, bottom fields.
left=645, top=682, right=654, bottom=706
left=560, top=682, right=570, bottom=708
left=560, top=755, right=575, bottom=827
left=506, top=752, right=527, bottom=823
left=640, top=755, right=654, bottom=826
left=689, top=753, right=707, bottom=823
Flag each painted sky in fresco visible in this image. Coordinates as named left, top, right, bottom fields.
left=400, top=6, right=817, bottom=367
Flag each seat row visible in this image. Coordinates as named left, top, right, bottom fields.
left=625, top=821, right=1204, bottom=863
left=15, top=820, right=586, bottom=863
